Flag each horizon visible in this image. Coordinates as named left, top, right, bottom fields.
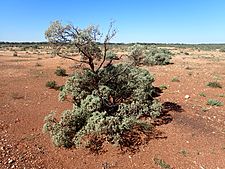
left=0, top=0, right=225, bottom=43
left=1, top=41, right=225, bottom=45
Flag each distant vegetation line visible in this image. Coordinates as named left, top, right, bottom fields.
left=1, top=41, right=225, bottom=50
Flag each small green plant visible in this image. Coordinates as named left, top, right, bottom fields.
left=106, top=51, right=119, bottom=60
left=179, top=149, right=188, bottom=157
left=159, top=84, right=167, bottom=90
left=218, top=94, right=225, bottom=97
left=199, top=92, right=206, bottom=97
left=35, top=62, right=42, bottom=67
left=58, top=85, right=65, bottom=91
left=207, top=99, right=223, bottom=106
left=154, top=157, right=172, bottom=169
left=201, top=107, right=209, bottom=112
left=187, top=72, right=192, bottom=76
left=55, top=67, right=67, bottom=76
left=46, top=81, right=57, bottom=89
left=207, top=82, right=222, bottom=88
left=171, top=77, right=180, bottom=82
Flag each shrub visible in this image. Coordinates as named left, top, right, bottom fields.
left=13, top=51, right=17, bottom=57
left=154, top=157, right=172, bottom=169
left=46, top=81, right=57, bottom=89
left=143, top=47, right=172, bottom=65
left=127, top=44, right=145, bottom=66
left=171, top=77, right=180, bottom=82
left=106, top=51, right=119, bottom=60
left=207, top=82, right=222, bottom=88
left=219, top=47, right=225, bottom=52
left=55, top=67, right=67, bottom=76
left=199, top=92, right=206, bottom=97
left=43, top=21, right=162, bottom=149
left=218, top=94, right=225, bottom=97
left=35, top=62, right=42, bottom=67
left=58, top=85, right=65, bottom=91
left=159, top=84, right=167, bottom=90
left=128, top=45, right=172, bottom=66
left=207, top=99, right=223, bottom=106
left=44, top=64, right=161, bottom=147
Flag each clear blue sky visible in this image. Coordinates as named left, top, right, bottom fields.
left=0, top=0, right=225, bottom=43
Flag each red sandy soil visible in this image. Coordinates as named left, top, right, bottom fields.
left=0, top=49, right=225, bottom=169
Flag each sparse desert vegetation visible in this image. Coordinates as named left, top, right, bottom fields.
left=1, top=39, right=225, bottom=169
left=2, top=1, right=225, bottom=166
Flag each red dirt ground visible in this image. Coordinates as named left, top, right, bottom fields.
left=0, top=49, right=225, bottom=169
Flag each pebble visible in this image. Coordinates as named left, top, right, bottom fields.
left=8, top=159, right=15, bottom=164
left=185, top=95, right=190, bottom=99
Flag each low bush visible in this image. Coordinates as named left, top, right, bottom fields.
left=207, top=82, right=222, bottom=88
left=46, top=81, right=57, bottom=89
left=44, top=64, right=162, bottom=148
left=128, top=45, right=172, bottom=66
left=127, top=44, right=145, bottom=66
left=106, top=51, right=119, bottom=60
left=159, top=84, right=167, bottom=90
left=55, top=67, right=67, bottom=76
left=207, top=99, right=223, bottom=106
left=199, top=92, right=206, bottom=97
left=171, top=77, right=180, bottom=82
left=35, top=62, right=42, bottom=67
left=219, top=47, right=225, bottom=52
left=43, top=21, right=163, bottom=149
left=13, top=51, right=18, bottom=57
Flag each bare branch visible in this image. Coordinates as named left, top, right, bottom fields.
left=56, top=53, right=88, bottom=64
left=45, top=20, right=116, bottom=73
left=96, top=21, right=116, bottom=72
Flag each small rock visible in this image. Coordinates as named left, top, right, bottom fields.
left=15, top=118, right=20, bottom=123
left=8, top=159, right=15, bottom=164
left=185, top=95, right=190, bottom=99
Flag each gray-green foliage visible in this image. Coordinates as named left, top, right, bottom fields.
left=207, top=99, right=223, bottom=106
left=128, top=44, right=172, bottom=66
left=127, top=44, right=145, bottom=66
left=46, top=80, right=57, bottom=89
left=44, top=64, right=161, bottom=147
left=106, top=51, right=119, bottom=60
left=43, top=21, right=162, bottom=149
left=55, top=66, right=67, bottom=76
